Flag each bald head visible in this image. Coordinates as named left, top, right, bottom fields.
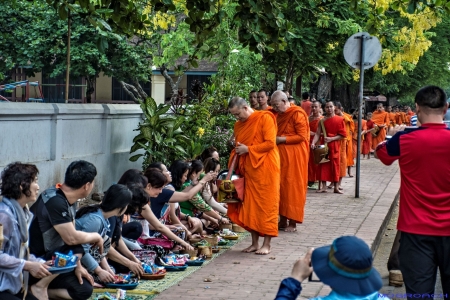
left=229, top=97, right=253, bottom=122
left=228, top=97, right=248, bottom=109
left=271, top=90, right=290, bottom=113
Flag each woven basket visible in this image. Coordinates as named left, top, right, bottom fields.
left=203, top=235, right=218, bottom=246
left=232, top=224, right=246, bottom=233
left=181, top=248, right=199, bottom=258
left=219, top=223, right=232, bottom=231
left=198, top=246, right=212, bottom=258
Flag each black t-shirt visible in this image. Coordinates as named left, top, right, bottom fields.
left=149, top=189, right=174, bottom=219
left=29, top=188, right=76, bottom=257
left=107, top=216, right=122, bottom=245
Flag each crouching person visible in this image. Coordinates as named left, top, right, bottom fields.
left=275, top=236, right=390, bottom=300
left=75, top=184, right=132, bottom=284
left=29, top=161, right=103, bottom=300
left=0, top=162, right=58, bottom=300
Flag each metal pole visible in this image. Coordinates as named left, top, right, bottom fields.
left=355, top=35, right=366, bottom=198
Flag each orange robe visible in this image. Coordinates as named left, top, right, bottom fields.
left=388, top=112, right=396, bottom=127
left=396, top=112, right=406, bottom=125
left=276, top=106, right=309, bottom=223
left=308, top=116, right=322, bottom=182
left=405, top=114, right=411, bottom=126
left=352, top=119, right=367, bottom=158
left=317, top=116, right=346, bottom=183
left=343, top=113, right=355, bottom=167
left=227, top=111, right=280, bottom=237
left=371, top=110, right=389, bottom=149
left=362, top=120, right=374, bottom=154
left=301, top=100, right=312, bottom=116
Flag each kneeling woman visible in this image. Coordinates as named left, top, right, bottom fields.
left=0, top=162, right=57, bottom=300
left=75, top=184, right=132, bottom=284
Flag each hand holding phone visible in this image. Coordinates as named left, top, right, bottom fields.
left=291, top=248, right=314, bottom=282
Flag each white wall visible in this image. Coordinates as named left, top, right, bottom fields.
left=0, top=103, right=144, bottom=193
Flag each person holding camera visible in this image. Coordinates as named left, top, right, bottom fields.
left=375, top=86, right=450, bottom=299
left=275, top=236, right=389, bottom=300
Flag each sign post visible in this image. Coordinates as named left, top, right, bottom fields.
left=343, top=32, right=382, bottom=198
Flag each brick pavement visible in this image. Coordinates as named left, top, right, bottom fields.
left=155, top=158, right=400, bottom=300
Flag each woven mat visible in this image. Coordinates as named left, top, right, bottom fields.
left=91, top=231, right=249, bottom=299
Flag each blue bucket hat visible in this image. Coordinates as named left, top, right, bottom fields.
left=311, top=236, right=382, bottom=296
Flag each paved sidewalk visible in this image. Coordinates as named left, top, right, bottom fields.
left=155, top=158, right=400, bottom=300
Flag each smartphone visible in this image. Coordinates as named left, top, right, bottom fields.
left=308, top=270, right=321, bottom=282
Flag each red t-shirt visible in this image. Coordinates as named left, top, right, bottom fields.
left=376, top=123, right=450, bottom=236
left=300, top=100, right=312, bottom=116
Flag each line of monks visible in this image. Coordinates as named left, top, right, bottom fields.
left=226, top=90, right=415, bottom=255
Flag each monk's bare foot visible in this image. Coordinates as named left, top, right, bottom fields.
left=334, top=189, right=344, bottom=194
left=242, top=244, right=259, bottom=253
left=316, top=189, right=327, bottom=193
left=339, top=186, right=343, bottom=190
left=255, top=245, right=271, bottom=255
left=31, top=284, right=49, bottom=300
left=348, top=174, right=354, bottom=178
left=327, top=184, right=333, bottom=189
left=284, top=226, right=297, bottom=232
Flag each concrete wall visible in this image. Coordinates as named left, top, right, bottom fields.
left=0, top=103, right=144, bottom=193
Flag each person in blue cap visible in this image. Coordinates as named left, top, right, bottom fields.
left=275, top=236, right=390, bottom=300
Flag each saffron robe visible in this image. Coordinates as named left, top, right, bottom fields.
left=227, top=111, right=281, bottom=237
left=352, top=119, right=367, bottom=158
left=317, top=116, right=346, bottom=182
left=371, top=110, right=389, bottom=149
left=362, top=120, right=374, bottom=155
left=343, top=113, right=355, bottom=167
left=276, top=106, right=309, bottom=224
left=308, top=116, right=322, bottom=182
left=388, top=112, right=396, bottom=127
left=396, top=112, right=406, bottom=125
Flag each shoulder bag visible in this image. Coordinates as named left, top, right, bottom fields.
left=313, top=119, right=330, bottom=164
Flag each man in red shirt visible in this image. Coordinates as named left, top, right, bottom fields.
left=376, top=86, right=450, bottom=298
left=300, top=92, right=312, bottom=117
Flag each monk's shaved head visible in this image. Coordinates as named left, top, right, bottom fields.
left=228, top=97, right=248, bottom=109
left=271, top=90, right=290, bottom=113
left=271, top=90, right=288, bottom=102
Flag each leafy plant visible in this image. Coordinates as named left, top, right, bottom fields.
left=130, top=97, right=190, bottom=168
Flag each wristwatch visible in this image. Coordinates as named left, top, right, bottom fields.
left=385, top=135, right=392, bottom=141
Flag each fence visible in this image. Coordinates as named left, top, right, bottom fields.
left=0, top=102, right=144, bottom=192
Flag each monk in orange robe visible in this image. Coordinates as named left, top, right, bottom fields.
left=308, top=101, right=322, bottom=186
left=352, top=112, right=367, bottom=159
left=344, top=111, right=355, bottom=176
left=387, top=105, right=396, bottom=127
left=312, top=101, right=346, bottom=194
left=363, top=112, right=374, bottom=158
left=334, top=102, right=353, bottom=188
left=371, top=103, right=389, bottom=150
left=270, top=91, right=309, bottom=233
left=228, top=97, right=280, bottom=255
left=257, top=89, right=271, bottom=111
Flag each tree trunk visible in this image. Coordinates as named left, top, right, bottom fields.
left=317, top=73, right=332, bottom=102
left=65, top=10, right=71, bottom=103
left=160, top=64, right=183, bottom=104
left=331, top=82, right=359, bottom=111
left=85, top=75, right=95, bottom=103
left=295, top=75, right=302, bottom=97
left=120, top=81, right=140, bottom=104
